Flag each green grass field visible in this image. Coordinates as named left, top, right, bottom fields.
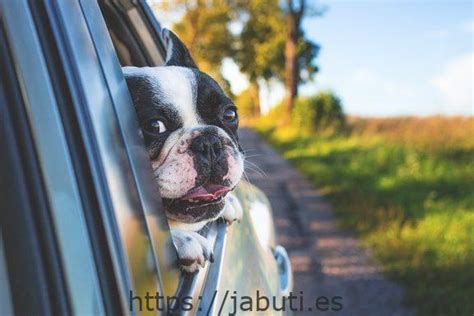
left=255, top=116, right=474, bottom=315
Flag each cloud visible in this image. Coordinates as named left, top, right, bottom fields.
left=431, top=53, right=473, bottom=115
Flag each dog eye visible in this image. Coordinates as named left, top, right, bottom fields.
left=145, top=119, right=167, bottom=135
left=223, top=108, right=237, bottom=122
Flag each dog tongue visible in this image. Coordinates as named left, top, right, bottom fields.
left=182, top=184, right=230, bottom=201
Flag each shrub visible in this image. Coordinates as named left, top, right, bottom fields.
left=291, top=97, right=315, bottom=132
left=291, top=90, right=346, bottom=134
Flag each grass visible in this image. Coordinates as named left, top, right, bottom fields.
left=253, top=116, right=474, bottom=316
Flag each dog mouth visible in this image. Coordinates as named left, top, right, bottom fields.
left=180, top=183, right=231, bottom=203
left=162, top=183, right=231, bottom=222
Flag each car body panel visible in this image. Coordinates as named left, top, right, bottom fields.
left=200, top=182, right=282, bottom=314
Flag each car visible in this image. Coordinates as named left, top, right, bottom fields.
left=0, top=0, right=292, bottom=315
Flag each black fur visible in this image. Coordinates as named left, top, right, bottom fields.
left=163, top=29, right=198, bottom=69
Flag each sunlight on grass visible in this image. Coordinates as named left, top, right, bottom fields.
left=255, top=116, right=474, bottom=316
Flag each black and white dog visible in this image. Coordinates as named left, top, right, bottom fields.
left=123, top=29, right=244, bottom=272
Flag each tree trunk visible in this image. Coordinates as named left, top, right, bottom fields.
left=284, top=10, right=299, bottom=122
left=249, top=80, right=261, bottom=117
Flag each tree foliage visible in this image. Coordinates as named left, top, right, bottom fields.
left=169, top=0, right=234, bottom=72
left=235, top=0, right=285, bottom=82
left=158, top=0, right=236, bottom=95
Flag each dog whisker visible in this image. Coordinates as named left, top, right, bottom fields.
left=244, top=167, right=266, bottom=179
left=243, top=154, right=264, bottom=159
left=242, top=170, right=250, bottom=182
left=244, top=161, right=267, bottom=177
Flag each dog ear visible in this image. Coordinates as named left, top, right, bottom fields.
left=162, top=28, right=198, bottom=69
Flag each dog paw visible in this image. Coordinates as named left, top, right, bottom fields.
left=171, top=230, right=214, bottom=273
left=222, top=193, right=243, bottom=225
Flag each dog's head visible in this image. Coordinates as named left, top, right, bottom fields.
left=124, top=29, right=243, bottom=226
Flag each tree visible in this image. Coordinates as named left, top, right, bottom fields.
left=156, top=0, right=322, bottom=118
left=234, top=0, right=285, bottom=116
left=283, top=0, right=322, bottom=119
left=235, top=0, right=321, bottom=120
left=155, top=0, right=237, bottom=96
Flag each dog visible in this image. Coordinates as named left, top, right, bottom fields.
left=123, top=29, right=244, bottom=272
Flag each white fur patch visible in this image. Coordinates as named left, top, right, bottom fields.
left=152, top=67, right=200, bottom=127
left=224, top=149, right=244, bottom=184
left=123, top=66, right=201, bottom=127
left=171, top=229, right=213, bottom=272
left=153, top=151, right=197, bottom=199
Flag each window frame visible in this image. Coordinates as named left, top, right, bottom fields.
left=42, top=0, right=182, bottom=310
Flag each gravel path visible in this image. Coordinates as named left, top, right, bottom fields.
left=239, top=128, right=413, bottom=315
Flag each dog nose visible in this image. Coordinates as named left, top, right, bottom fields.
left=190, top=134, right=223, bottom=163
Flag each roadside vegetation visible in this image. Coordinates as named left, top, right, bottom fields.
left=251, top=98, right=474, bottom=315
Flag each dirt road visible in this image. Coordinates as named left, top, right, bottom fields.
left=239, top=128, right=413, bottom=315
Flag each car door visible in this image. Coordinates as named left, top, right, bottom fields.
left=0, top=0, right=290, bottom=314
left=97, top=1, right=292, bottom=314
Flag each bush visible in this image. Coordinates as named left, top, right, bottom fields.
left=292, top=90, right=345, bottom=134
left=291, top=97, right=315, bottom=131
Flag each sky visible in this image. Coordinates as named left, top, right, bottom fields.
left=153, top=0, right=473, bottom=116
left=297, top=0, right=474, bottom=116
